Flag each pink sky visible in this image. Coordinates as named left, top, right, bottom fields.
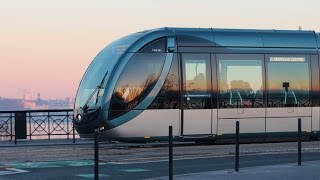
left=1, top=0, right=319, bottom=99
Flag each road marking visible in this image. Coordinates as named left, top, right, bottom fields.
left=0, top=168, right=29, bottom=176
left=8, top=160, right=106, bottom=169
left=109, top=160, right=168, bottom=165
left=121, top=168, right=151, bottom=172
left=56, top=160, right=107, bottom=167
left=76, top=174, right=109, bottom=178
left=8, top=162, right=62, bottom=169
left=108, top=151, right=308, bottom=165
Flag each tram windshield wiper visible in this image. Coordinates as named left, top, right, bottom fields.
left=82, top=71, right=108, bottom=110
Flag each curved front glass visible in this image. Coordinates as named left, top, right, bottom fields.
left=75, top=33, right=143, bottom=109
left=109, top=53, right=166, bottom=120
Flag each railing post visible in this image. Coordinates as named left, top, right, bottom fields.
left=67, top=111, right=69, bottom=140
left=73, top=124, right=76, bottom=143
left=10, top=113, right=13, bottom=141
left=15, top=112, right=27, bottom=144
left=169, top=126, right=173, bottom=180
left=29, top=112, right=31, bottom=140
left=235, top=121, right=240, bottom=172
left=48, top=112, right=51, bottom=140
left=94, top=128, right=99, bottom=180
left=71, top=110, right=76, bottom=143
left=298, top=118, right=302, bottom=166
left=14, top=128, right=17, bottom=145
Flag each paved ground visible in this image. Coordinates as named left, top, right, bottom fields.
left=2, top=140, right=320, bottom=163
left=1, top=152, right=320, bottom=179
left=150, top=160, right=320, bottom=180
left=1, top=140, right=320, bottom=179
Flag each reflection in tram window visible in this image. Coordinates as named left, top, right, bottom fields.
left=218, top=58, right=263, bottom=108
left=183, top=54, right=211, bottom=109
left=149, top=54, right=180, bottom=109
left=185, top=60, right=207, bottom=91
left=109, top=53, right=166, bottom=119
left=267, top=56, right=310, bottom=107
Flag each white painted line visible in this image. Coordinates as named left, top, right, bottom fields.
left=0, top=168, right=29, bottom=176
left=108, top=151, right=303, bottom=165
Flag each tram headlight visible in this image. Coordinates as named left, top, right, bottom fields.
left=76, top=114, right=82, bottom=121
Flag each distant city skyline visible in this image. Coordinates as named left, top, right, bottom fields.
left=0, top=93, right=74, bottom=111
left=1, top=0, right=319, bottom=99
left=0, top=89, right=75, bottom=100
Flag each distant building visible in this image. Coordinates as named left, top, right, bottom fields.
left=0, top=92, right=74, bottom=111
left=22, top=93, right=48, bottom=110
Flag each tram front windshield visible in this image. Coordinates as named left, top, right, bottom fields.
left=75, top=33, right=143, bottom=109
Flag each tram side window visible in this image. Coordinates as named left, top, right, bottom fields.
left=183, top=55, right=212, bottom=109
left=109, top=53, right=166, bottom=120
left=267, top=56, right=310, bottom=107
left=148, top=54, right=180, bottom=109
left=218, top=54, right=264, bottom=108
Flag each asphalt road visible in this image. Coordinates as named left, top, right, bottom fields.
left=2, top=152, right=320, bottom=180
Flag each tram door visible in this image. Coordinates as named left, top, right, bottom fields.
left=216, top=54, right=265, bottom=135
left=265, top=55, right=312, bottom=133
left=181, top=53, right=212, bottom=135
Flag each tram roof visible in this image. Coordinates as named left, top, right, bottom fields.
left=130, top=27, right=320, bottom=49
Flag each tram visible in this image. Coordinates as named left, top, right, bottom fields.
left=73, top=27, right=320, bottom=142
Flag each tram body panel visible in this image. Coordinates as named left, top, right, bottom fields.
left=266, top=117, right=311, bottom=133
left=100, top=109, right=180, bottom=138
left=312, top=107, right=320, bottom=132
left=183, top=109, right=212, bottom=135
left=211, top=109, right=218, bottom=135
left=266, top=107, right=312, bottom=133
left=266, top=107, right=311, bottom=117
left=217, top=108, right=265, bottom=135
left=217, top=118, right=265, bottom=134
left=218, top=108, right=265, bottom=119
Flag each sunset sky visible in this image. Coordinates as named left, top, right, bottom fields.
left=1, top=0, right=319, bottom=99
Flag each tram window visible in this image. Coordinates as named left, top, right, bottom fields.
left=139, top=38, right=166, bottom=53
left=75, top=33, right=144, bottom=109
left=182, top=54, right=211, bottom=109
left=109, top=53, right=166, bottom=120
left=218, top=54, right=263, bottom=108
left=149, top=54, right=180, bottom=109
left=267, top=56, right=310, bottom=107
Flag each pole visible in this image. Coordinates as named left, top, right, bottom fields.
left=235, top=121, right=239, bottom=172
left=169, top=126, right=173, bottom=180
left=73, top=125, right=76, bottom=143
left=298, top=118, right=302, bottom=166
left=94, top=128, right=99, bottom=180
